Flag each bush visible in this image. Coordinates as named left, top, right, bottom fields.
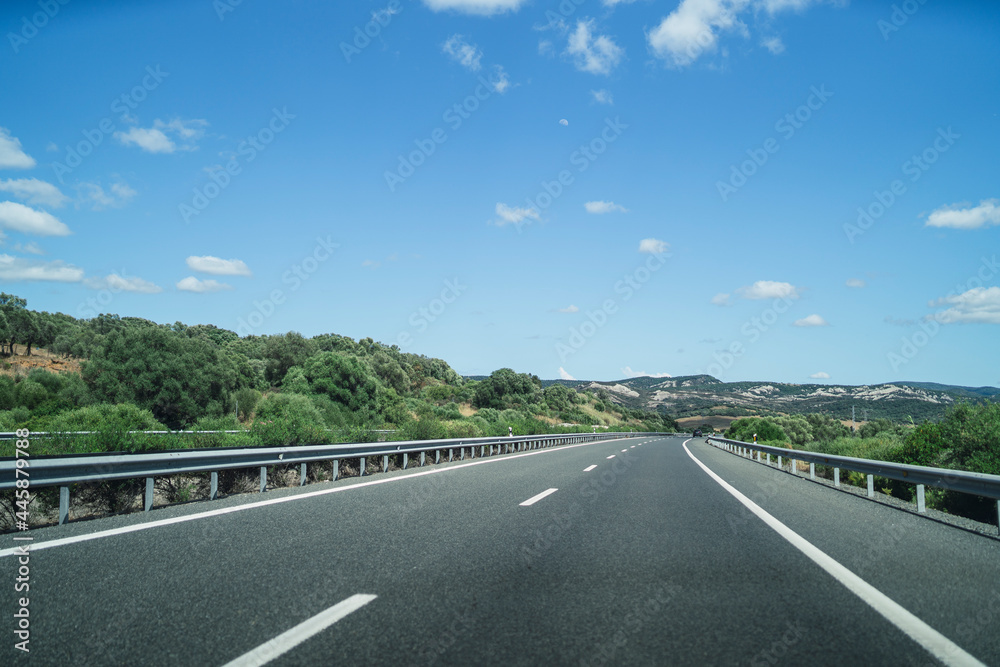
left=251, top=393, right=329, bottom=446
left=726, top=417, right=787, bottom=444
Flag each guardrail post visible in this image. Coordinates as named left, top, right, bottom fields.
left=789, top=458, right=795, bottom=476
left=436, top=450, right=440, bottom=464
left=778, top=455, right=782, bottom=469
left=461, top=447, right=465, bottom=460
left=448, top=448, right=453, bottom=462
left=809, top=463, right=815, bottom=480
left=403, top=453, right=408, bottom=470
left=996, top=501, right=1000, bottom=535
left=867, top=474, right=874, bottom=498
left=210, top=472, right=219, bottom=500
left=481, top=445, right=485, bottom=457
left=834, top=468, right=840, bottom=487
left=383, top=455, right=388, bottom=473
left=333, top=459, right=340, bottom=480
left=144, top=477, right=154, bottom=511
left=756, top=451, right=761, bottom=462
left=300, top=463, right=307, bottom=486
left=420, top=452, right=426, bottom=467
left=260, top=466, right=267, bottom=492
left=360, top=457, right=366, bottom=477
left=766, top=453, right=771, bottom=465
left=59, top=486, right=69, bottom=525
left=917, top=484, right=925, bottom=513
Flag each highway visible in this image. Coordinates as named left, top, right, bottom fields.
left=3, top=435, right=1000, bottom=665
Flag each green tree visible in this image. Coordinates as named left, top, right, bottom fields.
left=303, top=352, right=378, bottom=413
left=472, top=368, right=541, bottom=410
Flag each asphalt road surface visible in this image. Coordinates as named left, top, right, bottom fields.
left=3, top=435, right=999, bottom=666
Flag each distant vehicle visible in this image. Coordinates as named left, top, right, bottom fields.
left=693, top=429, right=703, bottom=437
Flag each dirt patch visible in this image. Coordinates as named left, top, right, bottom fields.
left=0, top=346, right=82, bottom=378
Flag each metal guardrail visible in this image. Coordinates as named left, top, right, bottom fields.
left=705, top=436, right=1000, bottom=532
left=1, top=431, right=674, bottom=526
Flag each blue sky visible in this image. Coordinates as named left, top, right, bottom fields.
left=0, top=0, right=997, bottom=387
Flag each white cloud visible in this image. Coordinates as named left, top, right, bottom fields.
left=647, top=0, right=836, bottom=67
left=810, top=371, right=830, bottom=379
left=559, top=119, right=569, bottom=126
left=638, top=238, right=669, bottom=254
left=736, top=280, right=800, bottom=300
left=176, top=276, right=233, bottom=293
left=585, top=200, right=627, bottom=214
left=442, top=35, right=483, bottom=71
left=0, top=178, right=68, bottom=208
left=846, top=278, right=866, bottom=288
left=762, top=36, right=785, bottom=53
left=621, top=366, right=671, bottom=378
left=362, top=259, right=381, bottom=269
left=794, top=314, right=829, bottom=327
left=372, top=4, right=402, bottom=22
left=925, top=199, right=1000, bottom=230
left=85, top=273, right=162, bottom=294
left=0, top=255, right=82, bottom=282
left=648, top=0, right=749, bottom=68
left=77, top=180, right=137, bottom=210
left=539, top=40, right=555, bottom=56
left=711, top=293, right=732, bottom=306
left=559, top=367, right=576, bottom=380
left=115, top=127, right=174, bottom=153
left=423, top=0, right=527, bottom=15
left=0, top=201, right=71, bottom=236
left=490, top=65, right=512, bottom=93
left=186, top=255, right=252, bottom=276
left=115, top=118, right=207, bottom=153
left=493, top=202, right=540, bottom=227
left=591, top=89, right=614, bottom=105
left=928, top=286, right=1000, bottom=324
left=0, top=128, right=35, bottom=169
left=557, top=305, right=580, bottom=313
left=565, top=19, right=624, bottom=76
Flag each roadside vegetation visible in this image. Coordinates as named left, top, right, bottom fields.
left=724, top=404, right=1000, bottom=523
left=0, top=293, right=677, bottom=459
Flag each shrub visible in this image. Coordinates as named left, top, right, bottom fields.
left=251, top=393, right=328, bottom=446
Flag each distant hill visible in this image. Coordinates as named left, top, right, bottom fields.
left=529, top=375, right=998, bottom=423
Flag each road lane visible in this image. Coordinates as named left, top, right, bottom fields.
left=2, top=435, right=997, bottom=665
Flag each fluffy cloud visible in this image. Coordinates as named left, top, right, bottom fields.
left=490, top=65, right=512, bottom=93
left=810, top=371, right=830, bottom=379
left=442, top=35, right=483, bottom=71
left=638, top=238, right=669, bottom=254
left=928, top=287, right=1000, bottom=324
left=0, top=128, right=35, bottom=169
left=176, top=276, right=233, bottom=293
left=423, top=0, right=527, bottom=15
left=186, top=255, right=252, bottom=276
left=0, top=178, right=68, bottom=208
left=621, top=366, right=671, bottom=378
left=591, top=89, right=614, bottom=105
left=711, top=293, right=732, bottom=306
left=648, top=0, right=837, bottom=68
left=115, top=118, right=207, bottom=153
left=736, top=280, right=800, bottom=300
left=585, top=200, right=627, bottom=214
left=0, top=255, right=82, bottom=282
left=925, top=199, right=1000, bottom=230
left=85, top=273, right=162, bottom=294
left=493, top=202, right=539, bottom=227
left=565, top=19, right=624, bottom=75
left=0, top=201, right=71, bottom=236
left=559, top=367, right=576, bottom=380
left=557, top=305, right=579, bottom=313
left=794, top=314, right=829, bottom=327
left=846, top=278, right=866, bottom=288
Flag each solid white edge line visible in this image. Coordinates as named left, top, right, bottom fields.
left=0, top=436, right=639, bottom=558
left=520, top=488, right=558, bottom=507
left=681, top=440, right=985, bottom=667
left=583, top=465, right=598, bottom=472
left=221, top=593, right=376, bottom=667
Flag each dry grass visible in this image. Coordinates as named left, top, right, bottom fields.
left=0, top=345, right=82, bottom=378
